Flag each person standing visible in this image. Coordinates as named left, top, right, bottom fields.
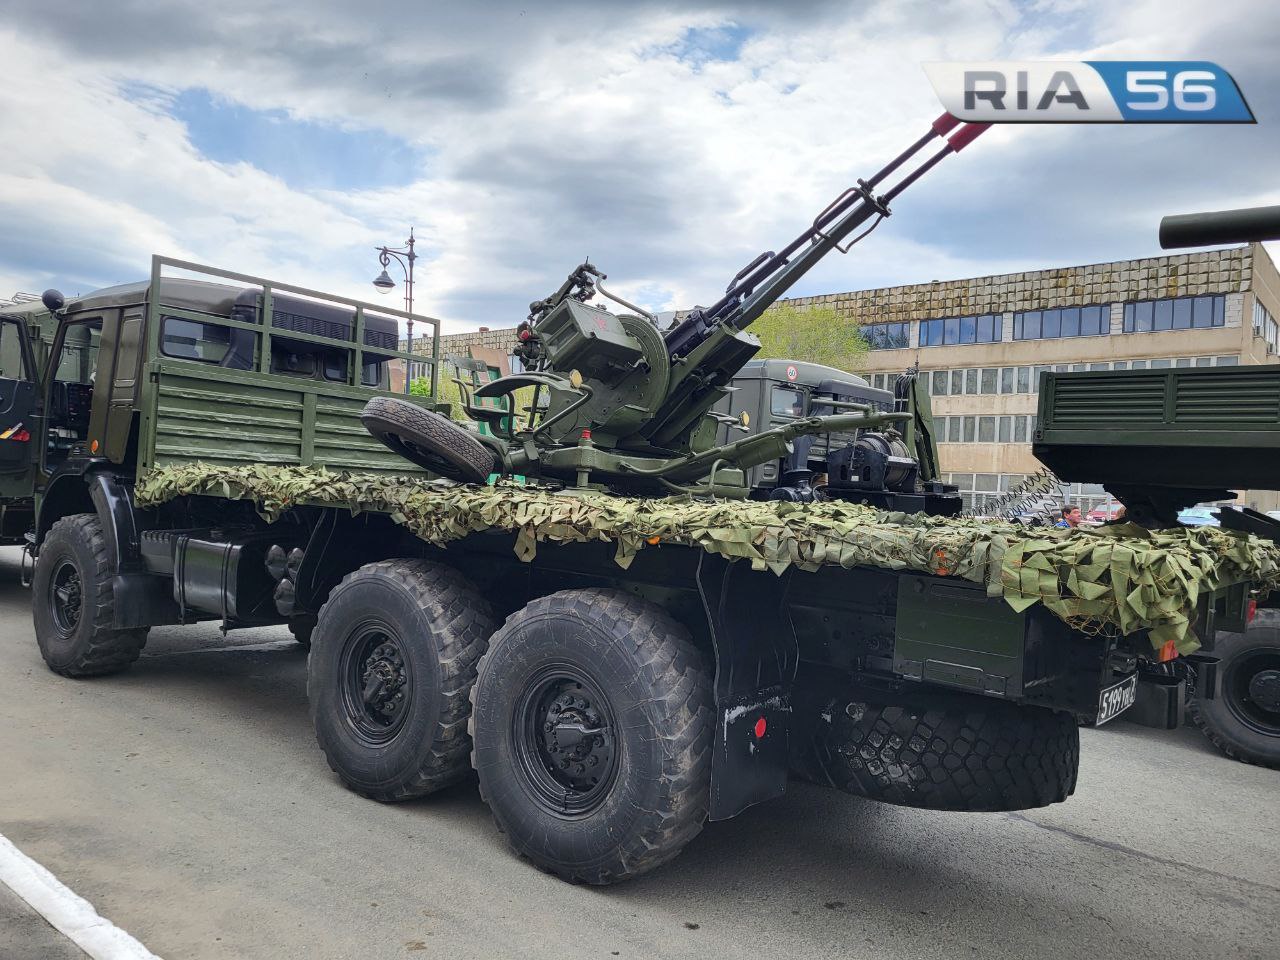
left=1054, top=505, right=1081, bottom=529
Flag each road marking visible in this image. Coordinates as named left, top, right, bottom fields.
left=0, top=832, right=162, bottom=960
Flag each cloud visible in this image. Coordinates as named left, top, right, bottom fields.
left=0, top=0, right=1275, bottom=333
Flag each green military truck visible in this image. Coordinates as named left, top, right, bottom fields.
left=11, top=109, right=1280, bottom=882
left=6, top=250, right=1270, bottom=885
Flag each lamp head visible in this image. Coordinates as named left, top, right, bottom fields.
left=372, top=269, right=395, bottom=293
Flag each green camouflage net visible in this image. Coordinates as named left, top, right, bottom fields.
left=134, top=462, right=1280, bottom=654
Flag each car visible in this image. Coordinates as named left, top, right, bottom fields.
left=1178, top=505, right=1222, bottom=527
left=1086, top=502, right=1125, bottom=523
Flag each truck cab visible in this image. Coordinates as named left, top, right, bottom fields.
left=2, top=258, right=436, bottom=557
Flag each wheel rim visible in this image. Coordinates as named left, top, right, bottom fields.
left=48, top=559, right=83, bottom=635
left=1223, top=647, right=1280, bottom=736
left=381, top=430, right=470, bottom=481
left=512, top=663, right=620, bottom=817
left=338, top=620, right=414, bottom=744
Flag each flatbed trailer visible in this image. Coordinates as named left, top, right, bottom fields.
left=8, top=256, right=1274, bottom=883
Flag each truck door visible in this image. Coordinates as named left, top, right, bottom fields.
left=0, top=314, right=38, bottom=496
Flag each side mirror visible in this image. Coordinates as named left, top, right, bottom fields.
left=41, top=289, right=66, bottom=313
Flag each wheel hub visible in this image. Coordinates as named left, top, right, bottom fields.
left=339, top=625, right=414, bottom=744
left=515, top=671, right=619, bottom=816
left=1247, top=668, right=1280, bottom=714
left=49, top=560, right=83, bottom=634
left=540, top=690, right=611, bottom=789
left=360, top=641, right=407, bottom=723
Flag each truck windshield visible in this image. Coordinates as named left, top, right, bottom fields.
left=771, top=385, right=805, bottom=418
left=55, top=320, right=101, bottom=384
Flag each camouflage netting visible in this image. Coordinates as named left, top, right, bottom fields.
left=135, top=462, right=1280, bottom=654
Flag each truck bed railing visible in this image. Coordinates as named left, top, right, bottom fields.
left=145, top=256, right=442, bottom=396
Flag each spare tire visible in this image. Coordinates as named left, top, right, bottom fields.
left=362, top=396, right=496, bottom=483
left=795, top=685, right=1078, bottom=812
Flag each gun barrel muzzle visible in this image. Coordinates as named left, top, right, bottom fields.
left=1159, top=205, right=1280, bottom=249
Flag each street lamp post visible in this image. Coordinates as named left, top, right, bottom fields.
left=372, top=227, right=418, bottom=353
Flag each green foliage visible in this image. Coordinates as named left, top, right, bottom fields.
left=411, top=369, right=466, bottom=420
left=751, top=303, right=869, bottom=373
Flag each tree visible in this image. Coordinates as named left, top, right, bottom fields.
left=749, top=303, right=869, bottom=373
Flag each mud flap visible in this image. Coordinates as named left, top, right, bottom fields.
left=696, top=554, right=797, bottom=820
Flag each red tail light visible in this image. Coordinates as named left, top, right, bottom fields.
left=1247, top=599, right=1258, bottom=624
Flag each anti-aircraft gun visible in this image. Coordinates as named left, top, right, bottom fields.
left=363, top=114, right=988, bottom=500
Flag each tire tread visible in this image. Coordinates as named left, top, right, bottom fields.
left=309, top=558, right=496, bottom=800
left=470, top=588, right=714, bottom=884
left=35, top=514, right=147, bottom=677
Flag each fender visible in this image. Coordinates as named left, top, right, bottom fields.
left=695, top=553, right=798, bottom=820
left=36, top=462, right=140, bottom=566
left=36, top=461, right=178, bottom=629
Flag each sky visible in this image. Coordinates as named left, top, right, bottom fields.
left=0, top=0, right=1276, bottom=336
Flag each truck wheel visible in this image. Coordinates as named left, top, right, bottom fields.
left=32, top=514, right=148, bottom=677
left=470, top=589, right=713, bottom=885
left=361, top=397, right=495, bottom=483
left=797, top=686, right=1078, bottom=811
left=1187, top=613, right=1280, bottom=769
left=308, top=559, right=496, bottom=800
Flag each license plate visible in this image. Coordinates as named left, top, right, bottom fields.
left=1095, top=673, right=1138, bottom=726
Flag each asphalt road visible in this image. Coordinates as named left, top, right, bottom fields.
left=1, top=545, right=1277, bottom=960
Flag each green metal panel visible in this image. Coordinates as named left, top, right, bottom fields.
left=141, top=359, right=429, bottom=476
left=1038, top=367, right=1280, bottom=443
left=894, top=574, right=1026, bottom=697
left=1034, top=366, right=1280, bottom=490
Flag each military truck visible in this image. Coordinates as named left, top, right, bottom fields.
left=4, top=250, right=1263, bottom=885
left=1029, top=203, right=1280, bottom=769
left=14, top=117, right=1276, bottom=883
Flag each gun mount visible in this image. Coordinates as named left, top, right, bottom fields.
left=365, top=113, right=990, bottom=497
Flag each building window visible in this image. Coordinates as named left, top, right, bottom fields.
left=1217, top=355, right=1239, bottom=366
left=919, top=313, right=1001, bottom=347
left=931, top=370, right=948, bottom=395
left=863, top=321, right=910, bottom=350
left=1013, top=304, right=1111, bottom=340
left=1253, top=300, right=1279, bottom=354
left=1123, top=294, right=1224, bottom=333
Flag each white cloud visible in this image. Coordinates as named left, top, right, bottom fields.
left=0, top=0, right=1275, bottom=335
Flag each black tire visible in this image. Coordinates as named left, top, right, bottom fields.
left=288, top=617, right=315, bottom=650
left=308, top=559, right=496, bottom=800
left=361, top=396, right=495, bottom=483
left=797, top=686, right=1079, bottom=811
left=470, top=589, right=713, bottom=885
left=32, top=514, right=148, bottom=677
left=1187, top=611, right=1280, bottom=769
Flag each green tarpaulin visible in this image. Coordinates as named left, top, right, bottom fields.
left=135, top=462, right=1280, bottom=654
